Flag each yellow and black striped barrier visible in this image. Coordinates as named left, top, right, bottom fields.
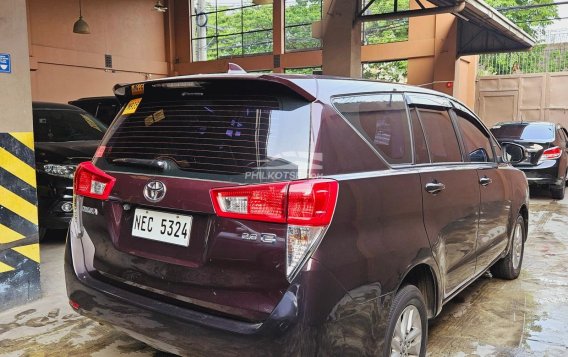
left=0, top=132, right=41, bottom=309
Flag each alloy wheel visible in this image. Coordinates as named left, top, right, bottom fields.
left=390, top=305, right=422, bottom=357
left=512, top=221, right=523, bottom=270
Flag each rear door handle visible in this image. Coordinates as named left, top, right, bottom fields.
left=479, top=176, right=492, bottom=186
left=425, top=181, right=446, bottom=195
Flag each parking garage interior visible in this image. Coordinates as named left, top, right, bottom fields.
left=2, top=0, right=568, bottom=355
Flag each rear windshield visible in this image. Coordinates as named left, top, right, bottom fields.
left=95, top=89, right=312, bottom=183
left=491, top=123, right=555, bottom=141
left=33, top=109, right=107, bottom=142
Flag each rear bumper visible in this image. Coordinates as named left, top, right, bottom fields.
left=516, top=160, right=563, bottom=186
left=65, top=218, right=391, bottom=356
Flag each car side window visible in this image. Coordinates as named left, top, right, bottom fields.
left=454, top=110, right=495, bottom=163
left=409, top=108, right=430, bottom=164
left=415, top=108, right=462, bottom=163
left=333, top=93, right=412, bottom=165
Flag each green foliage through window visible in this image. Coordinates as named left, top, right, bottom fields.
left=284, top=66, right=322, bottom=74
left=361, top=0, right=409, bottom=45
left=285, top=0, right=322, bottom=52
left=191, top=0, right=273, bottom=61
left=363, top=61, right=408, bottom=83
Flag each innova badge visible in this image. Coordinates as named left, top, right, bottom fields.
left=143, top=180, right=166, bottom=203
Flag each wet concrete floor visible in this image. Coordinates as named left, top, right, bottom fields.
left=427, top=191, right=568, bottom=357
left=1, top=192, right=568, bottom=356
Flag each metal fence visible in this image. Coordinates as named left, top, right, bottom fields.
left=478, top=29, right=568, bottom=76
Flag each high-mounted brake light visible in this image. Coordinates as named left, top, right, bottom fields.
left=542, top=146, right=562, bottom=160
left=74, top=161, right=116, bottom=200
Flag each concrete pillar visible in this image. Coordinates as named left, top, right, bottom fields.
left=0, top=0, right=41, bottom=311
left=432, top=14, right=457, bottom=95
left=273, top=0, right=284, bottom=73
left=407, top=0, right=436, bottom=88
left=174, top=0, right=191, bottom=74
left=322, top=0, right=362, bottom=78
left=406, top=0, right=477, bottom=106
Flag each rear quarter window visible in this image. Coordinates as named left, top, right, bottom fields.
left=332, top=93, right=412, bottom=165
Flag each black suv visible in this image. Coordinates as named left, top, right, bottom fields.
left=33, top=102, right=107, bottom=238
left=66, top=74, right=528, bottom=356
left=491, top=121, right=568, bottom=199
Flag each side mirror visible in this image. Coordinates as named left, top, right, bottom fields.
left=501, top=142, right=526, bottom=164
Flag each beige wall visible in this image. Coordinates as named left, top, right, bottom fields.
left=27, top=0, right=168, bottom=103
left=1, top=0, right=34, bottom=132
left=455, top=56, right=477, bottom=109
left=321, top=0, right=362, bottom=77
left=476, top=72, right=568, bottom=127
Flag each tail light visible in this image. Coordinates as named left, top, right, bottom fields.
left=542, top=146, right=562, bottom=160
left=74, top=161, right=116, bottom=200
left=210, top=182, right=288, bottom=223
left=211, top=179, right=338, bottom=280
left=287, top=180, right=338, bottom=226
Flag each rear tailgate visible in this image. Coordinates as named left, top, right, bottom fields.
left=84, top=78, right=315, bottom=322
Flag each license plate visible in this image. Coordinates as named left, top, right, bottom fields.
left=132, top=208, right=192, bottom=247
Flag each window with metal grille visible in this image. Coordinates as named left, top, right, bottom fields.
left=191, top=0, right=273, bottom=61
left=284, top=0, right=322, bottom=52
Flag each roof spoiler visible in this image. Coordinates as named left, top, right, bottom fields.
left=113, top=74, right=316, bottom=103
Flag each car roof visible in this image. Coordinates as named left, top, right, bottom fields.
left=32, top=101, right=83, bottom=111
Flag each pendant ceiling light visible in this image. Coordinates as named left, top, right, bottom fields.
left=73, top=0, right=90, bottom=34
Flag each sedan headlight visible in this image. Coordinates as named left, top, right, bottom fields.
left=40, top=164, right=77, bottom=179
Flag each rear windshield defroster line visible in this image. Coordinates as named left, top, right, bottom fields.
left=95, top=95, right=312, bottom=183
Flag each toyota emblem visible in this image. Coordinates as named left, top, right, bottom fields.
left=143, top=180, right=166, bottom=203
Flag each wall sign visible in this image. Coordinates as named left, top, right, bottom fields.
left=0, top=54, right=11, bottom=73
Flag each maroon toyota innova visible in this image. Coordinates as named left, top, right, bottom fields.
left=65, top=74, right=529, bottom=356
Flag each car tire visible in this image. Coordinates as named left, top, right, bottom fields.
left=491, top=215, right=525, bottom=280
left=383, top=285, right=427, bottom=357
left=551, top=183, right=565, bottom=200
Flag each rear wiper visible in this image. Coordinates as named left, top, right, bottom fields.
left=111, top=158, right=168, bottom=171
